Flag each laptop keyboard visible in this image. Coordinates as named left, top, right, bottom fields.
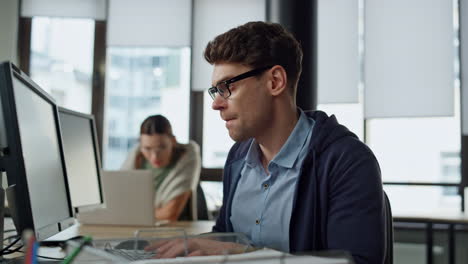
left=104, top=248, right=156, bottom=261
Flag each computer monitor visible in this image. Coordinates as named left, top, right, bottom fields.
left=0, top=61, right=74, bottom=241
left=58, top=107, right=104, bottom=211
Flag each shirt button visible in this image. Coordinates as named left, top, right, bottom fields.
left=255, top=219, right=260, bottom=225
left=263, top=183, right=269, bottom=189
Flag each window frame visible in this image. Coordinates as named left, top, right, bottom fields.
left=16, top=0, right=468, bottom=210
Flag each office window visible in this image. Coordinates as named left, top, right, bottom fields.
left=317, top=103, right=364, bottom=141
left=367, top=0, right=461, bottom=211
left=313, top=0, right=463, bottom=213
left=29, top=17, right=95, bottom=113
left=367, top=85, right=461, bottom=212
left=367, top=107, right=461, bottom=184
left=384, top=186, right=461, bottom=213
left=320, top=96, right=461, bottom=213
left=200, top=181, right=223, bottom=219
left=103, top=47, right=190, bottom=170
left=202, top=92, right=234, bottom=168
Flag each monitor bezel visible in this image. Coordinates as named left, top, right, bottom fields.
left=57, top=106, right=105, bottom=211
left=0, top=61, right=74, bottom=241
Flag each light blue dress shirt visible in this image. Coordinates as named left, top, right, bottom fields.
left=230, top=110, right=315, bottom=252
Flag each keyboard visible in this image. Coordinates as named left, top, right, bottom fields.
left=104, top=248, right=157, bottom=261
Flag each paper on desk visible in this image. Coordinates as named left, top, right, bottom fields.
left=131, top=248, right=350, bottom=264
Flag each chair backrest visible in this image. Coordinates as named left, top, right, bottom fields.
left=383, top=191, right=393, bottom=264
left=196, top=184, right=209, bottom=220
left=179, top=184, right=209, bottom=220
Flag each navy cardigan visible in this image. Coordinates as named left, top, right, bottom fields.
left=213, top=110, right=386, bottom=264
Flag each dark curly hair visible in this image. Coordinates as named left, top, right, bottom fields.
left=204, top=21, right=303, bottom=95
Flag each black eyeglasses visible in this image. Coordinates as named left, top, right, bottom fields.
left=208, top=65, right=273, bottom=100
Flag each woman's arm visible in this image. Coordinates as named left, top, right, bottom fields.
left=155, top=191, right=191, bottom=221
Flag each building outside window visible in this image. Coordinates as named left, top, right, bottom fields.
left=103, top=47, right=190, bottom=170
left=202, top=92, right=234, bottom=168
left=29, top=17, right=95, bottom=114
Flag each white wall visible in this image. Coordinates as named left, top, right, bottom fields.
left=0, top=0, right=19, bottom=64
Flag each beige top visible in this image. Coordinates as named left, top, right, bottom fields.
left=120, top=140, right=201, bottom=219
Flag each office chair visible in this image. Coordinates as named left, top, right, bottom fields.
left=179, top=184, right=209, bottom=220
left=383, top=191, right=394, bottom=264
left=196, top=184, right=209, bottom=220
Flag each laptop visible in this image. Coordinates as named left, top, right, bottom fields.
left=77, top=170, right=168, bottom=226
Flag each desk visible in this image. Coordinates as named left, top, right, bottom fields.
left=50, top=220, right=215, bottom=240
left=393, top=211, right=468, bottom=264
left=3, top=220, right=215, bottom=262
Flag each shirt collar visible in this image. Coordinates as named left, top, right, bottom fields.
left=245, top=139, right=262, bottom=167
left=271, top=109, right=313, bottom=169
left=244, top=109, right=313, bottom=169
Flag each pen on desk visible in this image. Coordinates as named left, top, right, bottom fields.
left=61, top=236, right=93, bottom=264
left=22, top=229, right=35, bottom=264
left=31, top=241, right=38, bottom=264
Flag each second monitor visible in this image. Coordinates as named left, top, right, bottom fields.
left=58, top=107, right=104, bottom=211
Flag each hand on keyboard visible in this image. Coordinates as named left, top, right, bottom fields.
left=105, top=248, right=156, bottom=261
left=144, top=238, right=247, bottom=258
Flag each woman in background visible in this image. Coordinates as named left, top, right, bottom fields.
left=121, top=115, right=201, bottom=221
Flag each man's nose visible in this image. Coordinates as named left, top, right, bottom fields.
left=212, top=94, right=226, bottom=110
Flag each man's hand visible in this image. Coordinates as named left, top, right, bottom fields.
left=144, top=238, right=248, bottom=258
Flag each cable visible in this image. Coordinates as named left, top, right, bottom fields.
left=37, top=255, right=65, bottom=261
left=0, top=236, right=21, bottom=255
left=1, top=244, right=24, bottom=255
left=9, top=250, right=65, bottom=261
left=4, top=234, right=20, bottom=241
left=61, top=236, right=92, bottom=264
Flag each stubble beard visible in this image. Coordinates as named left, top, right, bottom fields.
left=227, top=125, right=251, bottom=142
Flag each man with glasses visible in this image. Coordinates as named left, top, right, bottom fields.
left=149, top=21, right=385, bottom=264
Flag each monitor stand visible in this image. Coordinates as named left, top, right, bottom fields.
left=5, top=184, right=18, bottom=235
left=0, top=172, right=4, bottom=253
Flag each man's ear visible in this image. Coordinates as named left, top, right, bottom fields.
left=268, top=65, right=288, bottom=96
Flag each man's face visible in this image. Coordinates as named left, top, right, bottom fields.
left=211, top=63, right=273, bottom=142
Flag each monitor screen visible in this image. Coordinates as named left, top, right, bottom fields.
left=58, top=107, right=104, bottom=210
left=0, top=62, right=74, bottom=240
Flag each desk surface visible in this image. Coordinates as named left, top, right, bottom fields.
left=50, top=220, right=215, bottom=240
left=393, top=211, right=468, bottom=224
left=3, top=220, right=215, bottom=261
